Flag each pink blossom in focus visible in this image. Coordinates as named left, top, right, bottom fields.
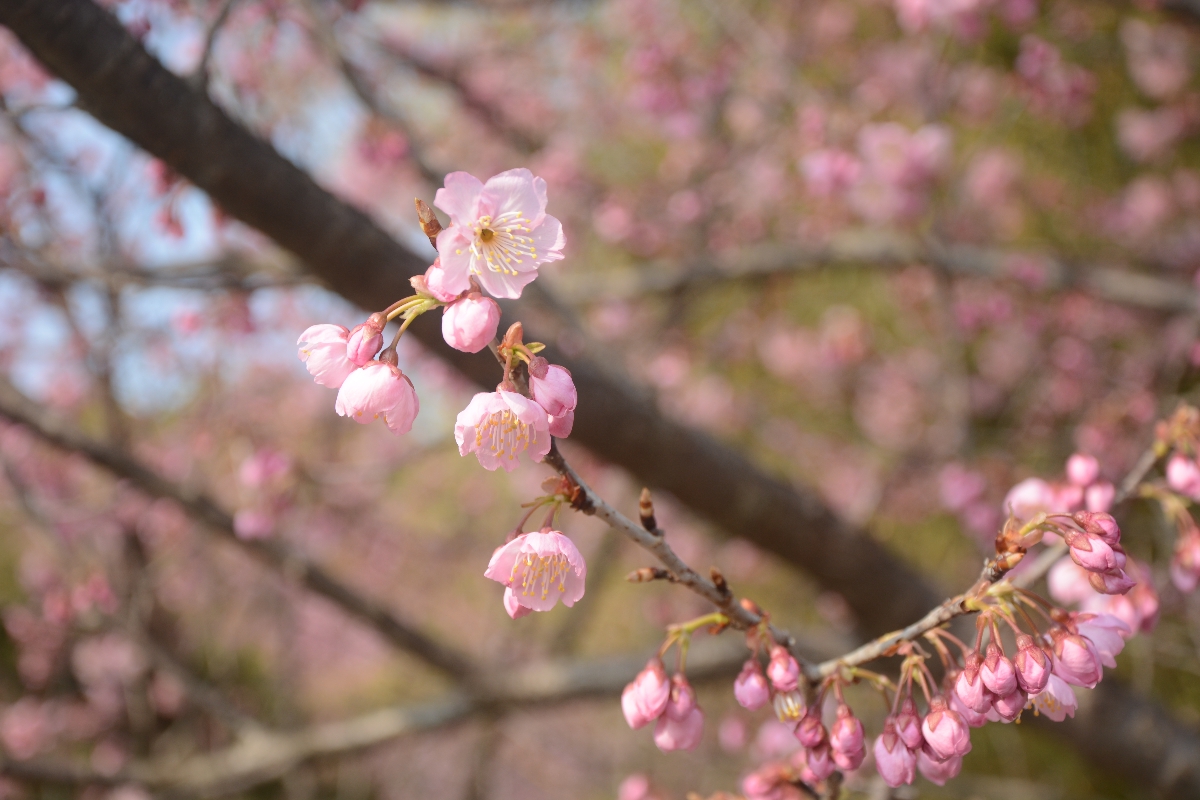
left=894, top=698, right=923, bottom=749
left=920, top=698, right=971, bottom=760
left=484, top=530, right=586, bottom=612
left=1089, top=567, right=1136, bottom=595
left=980, top=642, right=1017, bottom=697
left=916, top=750, right=962, bottom=786
left=1065, top=530, right=1124, bottom=574
left=502, top=586, right=531, bottom=619
left=346, top=315, right=385, bottom=366
left=528, top=358, right=578, bottom=418
left=421, top=260, right=461, bottom=303
left=766, top=645, right=800, bottom=692
left=954, top=653, right=991, bottom=713
left=548, top=408, right=574, bottom=438
left=1052, top=631, right=1103, bottom=688
left=734, top=660, right=770, bottom=710
left=1031, top=674, right=1077, bottom=721
left=441, top=294, right=501, bottom=353
left=297, top=324, right=356, bottom=388
left=1013, top=634, right=1050, bottom=694
left=455, top=390, right=551, bottom=471
left=829, top=704, right=865, bottom=770
left=620, top=658, right=670, bottom=729
left=991, top=688, right=1027, bottom=722
left=434, top=169, right=566, bottom=299
left=948, top=688, right=988, bottom=728
left=873, top=720, right=916, bottom=787
left=334, top=361, right=420, bottom=435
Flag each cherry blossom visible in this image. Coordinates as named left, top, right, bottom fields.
left=484, top=530, right=586, bottom=613
left=334, top=361, right=419, bottom=435
left=455, top=390, right=552, bottom=471
left=297, top=324, right=356, bottom=388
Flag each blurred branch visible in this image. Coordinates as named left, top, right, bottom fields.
left=189, top=0, right=240, bottom=93
left=0, top=378, right=476, bottom=682
left=551, top=230, right=1199, bottom=316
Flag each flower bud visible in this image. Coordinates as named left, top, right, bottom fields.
left=653, top=704, right=704, bottom=752
left=421, top=260, right=461, bottom=303
left=804, top=744, right=835, bottom=781
left=829, top=703, right=864, bottom=756
left=920, top=697, right=972, bottom=760
left=334, top=361, right=420, bottom=434
left=980, top=642, right=1017, bottom=697
left=1013, top=634, right=1050, bottom=694
left=528, top=358, right=578, bottom=418
left=665, top=673, right=696, bottom=721
left=346, top=313, right=386, bottom=366
left=894, top=697, right=924, bottom=750
left=1089, top=568, right=1136, bottom=595
left=442, top=294, right=501, bottom=353
left=1072, top=511, right=1120, bottom=545
left=953, top=652, right=992, bottom=713
left=794, top=710, right=826, bottom=748
left=873, top=720, right=916, bottom=787
left=1052, top=631, right=1103, bottom=688
left=733, top=660, right=770, bottom=711
left=947, top=687, right=988, bottom=728
left=916, top=750, right=962, bottom=786
left=766, top=645, right=800, bottom=693
left=991, top=687, right=1027, bottom=722
left=621, top=658, right=670, bottom=729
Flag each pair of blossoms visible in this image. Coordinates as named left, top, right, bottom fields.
left=298, top=169, right=587, bottom=617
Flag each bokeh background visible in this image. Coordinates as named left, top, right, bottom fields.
left=0, top=0, right=1198, bottom=797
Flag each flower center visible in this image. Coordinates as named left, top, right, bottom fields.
left=469, top=212, right=537, bottom=277
left=510, top=551, right=570, bottom=600
left=475, top=409, right=535, bottom=460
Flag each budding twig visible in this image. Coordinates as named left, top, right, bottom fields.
left=638, top=487, right=658, bottom=532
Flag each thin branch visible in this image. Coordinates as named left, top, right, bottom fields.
left=189, top=0, right=241, bottom=93
left=0, top=378, right=476, bottom=683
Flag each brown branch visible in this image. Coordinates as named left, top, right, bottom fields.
left=0, top=377, right=475, bottom=682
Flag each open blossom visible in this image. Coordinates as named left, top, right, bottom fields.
left=1031, top=674, right=1078, bottom=721
left=733, top=660, right=770, bottom=710
left=434, top=169, right=565, bottom=299
left=921, top=698, right=971, bottom=760
left=455, top=390, right=551, bottom=471
left=297, top=324, right=356, bottom=388
left=442, top=293, right=501, bottom=353
left=621, top=658, right=671, bottom=729
left=484, top=530, right=585, bottom=612
left=873, top=720, right=916, bottom=787
left=334, top=361, right=419, bottom=434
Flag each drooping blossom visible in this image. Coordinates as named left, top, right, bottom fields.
left=980, top=642, right=1017, bottom=697
left=948, top=687, right=988, bottom=728
left=803, top=744, right=835, bottom=781
left=793, top=710, right=826, bottom=748
left=990, top=688, right=1027, bottom=722
left=954, top=652, right=991, bottom=713
left=1073, top=511, right=1121, bottom=545
left=916, top=749, right=962, bottom=786
left=873, top=720, right=916, bottom=787
left=1052, top=631, right=1103, bottom=688
left=621, top=658, right=670, bottom=729
left=484, top=530, right=586, bottom=612
left=1075, top=613, right=1131, bottom=668
left=920, top=698, right=971, bottom=760
left=297, top=324, right=356, bottom=388
left=1086, top=558, right=1159, bottom=632
left=1031, top=674, right=1077, bottom=721
left=894, top=697, right=924, bottom=749
left=346, top=313, right=385, bottom=365
left=829, top=704, right=866, bottom=770
left=334, top=361, right=420, bottom=434
left=442, top=293, right=501, bottom=353
left=766, top=645, right=800, bottom=692
left=1090, top=568, right=1136, bottom=595
left=528, top=357, right=578, bottom=438
left=434, top=169, right=566, bottom=299
left=1013, top=634, right=1050, bottom=694
left=502, top=586, right=531, bottom=620
left=733, top=660, right=770, bottom=710
left=455, top=390, right=551, bottom=471
left=653, top=674, right=704, bottom=752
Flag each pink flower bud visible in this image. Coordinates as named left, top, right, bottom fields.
left=832, top=743, right=865, bottom=772
left=528, top=358, right=578, bottom=418
left=916, top=749, right=962, bottom=786
left=1167, top=453, right=1200, bottom=500
left=804, top=744, right=835, bottom=781
left=741, top=765, right=788, bottom=800
left=794, top=710, right=826, bottom=748
left=1073, top=511, right=1121, bottom=545
left=991, top=687, right=1027, bottom=722
left=894, top=698, right=924, bottom=749
left=346, top=314, right=385, bottom=366
left=1013, top=634, right=1050, bottom=694
left=620, top=658, right=670, bottom=729
left=665, top=674, right=696, bottom=721
left=980, top=643, right=1017, bottom=697
left=829, top=703, right=864, bottom=753
left=1085, top=482, right=1115, bottom=512
left=873, top=721, right=916, bottom=787
left=1031, top=674, right=1077, bottom=721
left=1066, top=530, right=1123, bottom=573
left=297, top=323, right=356, bottom=388
left=947, top=687, right=988, bottom=728
left=1075, top=613, right=1130, bottom=669
left=1089, top=568, right=1136, bottom=595
left=1052, top=631, right=1103, bottom=688
left=334, top=361, right=420, bottom=434
left=733, top=660, right=770, bottom=710
left=421, top=260, right=461, bottom=303
left=766, top=645, right=800, bottom=693
left=657, top=705, right=700, bottom=753
left=502, top=586, right=531, bottom=619
left=1066, top=454, right=1099, bottom=486
left=954, top=653, right=992, bottom=713
left=920, top=698, right=972, bottom=761
left=442, top=294, right=501, bottom=353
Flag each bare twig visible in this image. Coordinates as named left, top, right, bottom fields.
left=189, top=0, right=240, bottom=93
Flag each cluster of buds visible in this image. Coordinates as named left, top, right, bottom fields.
left=622, top=659, right=705, bottom=752
left=997, top=510, right=1133, bottom=595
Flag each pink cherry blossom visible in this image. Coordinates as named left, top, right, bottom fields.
left=1076, top=613, right=1131, bottom=669
left=766, top=645, right=800, bottom=693
left=434, top=169, right=566, bottom=299
left=800, top=149, right=861, bottom=197
left=803, top=744, right=835, bottom=781
left=1049, top=556, right=1095, bottom=605
left=1085, top=559, right=1159, bottom=631
left=1031, top=674, right=1077, bottom=721
left=484, top=530, right=586, bottom=612
left=441, top=294, right=501, bottom=353
left=1073, top=511, right=1121, bottom=545
left=548, top=408, right=575, bottom=438
left=654, top=676, right=704, bottom=752
left=733, top=660, right=770, bottom=710
left=1066, top=530, right=1124, bottom=573
left=334, top=361, right=420, bottom=434
left=1052, top=631, right=1103, bottom=688
left=1166, top=453, right=1200, bottom=500
left=794, top=710, right=826, bottom=748
left=991, top=688, right=1027, bottom=722
left=920, top=698, right=971, bottom=760
left=528, top=358, right=578, bottom=418
left=948, top=687, right=988, bottom=728
left=980, top=642, right=1017, bottom=697
left=1089, top=567, right=1136, bottom=595
left=916, top=749, right=962, bottom=786
left=873, top=720, right=916, bottom=787
left=829, top=703, right=865, bottom=770
left=420, top=260, right=461, bottom=303
left=297, top=324, right=356, bottom=388
left=1013, top=634, right=1050, bottom=694
left=894, top=698, right=924, bottom=749
left=502, top=586, right=532, bottom=619
left=455, top=390, right=551, bottom=471
left=346, top=314, right=385, bottom=366
left=954, top=653, right=991, bottom=713
left=620, top=658, right=670, bottom=729
left=772, top=690, right=804, bottom=723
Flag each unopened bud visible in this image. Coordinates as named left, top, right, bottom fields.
left=414, top=198, right=442, bottom=246
left=502, top=321, right=524, bottom=349
left=639, top=487, right=658, bottom=532
left=627, top=567, right=672, bottom=583
left=740, top=597, right=763, bottom=616
left=710, top=566, right=730, bottom=596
